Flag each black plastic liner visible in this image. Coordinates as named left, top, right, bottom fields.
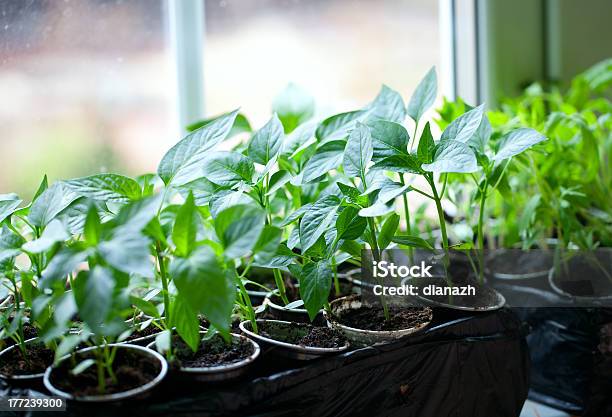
left=0, top=309, right=529, bottom=417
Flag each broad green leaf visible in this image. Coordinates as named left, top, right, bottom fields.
left=214, top=204, right=265, bottom=258
left=83, top=205, right=101, bottom=246
left=98, top=233, right=153, bottom=277
left=266, top=170, right=292, bottom=196
left=130, top=295, right=160, bottom=318
left=158, top=110, right=239, bottom=186
left=56, top=197, right=107, bottom=235
left=440, top=103, right=485, bottom=143
left=391, top=235, right=434, bottom=250
left=281, top=202, right=313, bottom=226
left=379, top=213, right=400, bottom=250
left=209, top=190, right=252, bottom=218
left=73, top=267, right=115, bottom=333
left=373, top=181, right=410, bottom=205
left=422, top=141, right=478, bottom=173
left=407, top=67, right=437, bottom=122
left=466, top=114, right=492, bottom=153
left=28, top=182, right=79, bottom=227
left=175, top=176, right=224, bottom=206
left=316, top=110, right=366, bottom=142
left=492, top=128, right=547, bottom=161
left=22, top=219, right=69, bottom=254
left=32, top=175, right=48, bottom=201
left=171, top=294, right=201, bottom=352
left=0, top=194, right=22, bottom=224
left=41, top=247, right=88, bottom=287
left=366, top=85, right=406, bottom=123
left=155, top=330, right=172, bottom=354
left=253, top=225, right=282, bottom=264
left=0, top=225, right=25, bottom=263
left=201, top=151, right=255, bottom=187
left=299, top=195, right=341, bottom=252
left=301, top=140, right=345, bottom=183
left=519, top=195, right=541, bottom=233
left=368, top=119, right=410, bottom=161
left=372, top=153, right=422, bottom=174
left=248, top=114, right=285, bottom=165
left=186, top=112, right=251, bottom=137
left=252, top=243, right=296, bottom=268
left=173, top=193, right=199, bottom=257
left=64, top=174, right=141, bottom=203
left=282, top=122, right=317, bottom=157
left=337, top=182, right=368, bottom=207
left=343, top=122, right=373, bottom=179
left=358, top=200, right=395, bottom=217
left=170, top=245, right=235, bottom=333
left=108, top=194, right=163, bottom=235
left=298, top=260, right=331, bottom=321
left=417, top=122, right=435, bottom=163
left=272, top=83, right=315, bottom=133
left=336, top=206, right=367, bottom=240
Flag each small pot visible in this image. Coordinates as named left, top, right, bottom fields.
left=239, top=319, right=349, bottom=360
left=340, top=268, right=375, bottom=289
left=547, top=252, right=612, bottom=305
left=147, top=332, right=260, bottom=382
left=44, top=344, right=168, bottom=403
left=264, top=289, right=323, bottom=323
left=0, top=338, right=50, bottom=387
left=486, top=249, right=554, bottom=287
left=324, top=296, right=432, bottom=346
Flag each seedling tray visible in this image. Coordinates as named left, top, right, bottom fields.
left=0, top=309, right=529, bottom=417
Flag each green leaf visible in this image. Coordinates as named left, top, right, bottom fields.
left=71, top=359, right=96, bottom=376
left=0, top=194, right=22, bottom=225
left=337, top=182, right=368, bottom=207
left=301, top=140, right=345, bottom=183
left=22, top=219, right=69, bottom=254
left=281, top=202, right=313, bottom=226
left=422, top=141, right=478, bottom=173
left=466, top=115, right=492, bottom=153
left=83, top=205, right=101, bottom=246
left=109, top=194, right=163, bottom=235
left=32, top=175, right=49, bottom=201
left=379, top=213, right=400, bottom=250
left=335, top=206, right=367, bottom=240
left=73, top=267, right=115, bottom=333
left=41, top=247, right=88, bottom=288
left=201, top=151, right=255, bottom=187
left=316, top=110, right=366, bottom=142
left=372, top=153, right=422, bottom=174
left=170, top=246, right=235, bottom=333
left=214, top=204, right=265, bottom=258
left=492, top=128, right=547, bottom=161
left=209, top=190, right=252, bottom=218
left=155, top=330, right=172, bottom=354
left=407, top=67, right=437, bottom=122
left=0, top=225, right=25, bottom=263
left=186, top=112, right=251, bottom=137
left=298, top=260, right=331, bottom=321
left=358, top=200, right=395, bottom=217
left=417, top=122, right=435, bottom=163
left=158, top=109, right=239, bottom=186
left=299, top=195, right=340, bottom=252
left=343, top=122, right=373, bottom=179
left=171, top=294, right=201, bottom=352
left=272, top=83, right=315, bottom=133
left=64, top=174, right=141, bottom=203
left=175, top=176, right=225, bottom=206
left=173, top=193, right=199, bottom=257
left=281, top=122, right=317, bottom=157
left=98, top=233, right=153, bottom=277
left=253, top=225, right=282, bottom=264
left=266, top=170, right=292, bottom=196
left=28, top=182, right=79, bottom=227
left=248, top=114, right=285, bottom=165
left=366, top=85, right=406, bottom=123
left=368, top=120, right=409, bottom=161
left=440, top=103, right=485, bottom=144
left=130, top=295, right=160, bottom=318
left=391, top=235, right=434, bottom=249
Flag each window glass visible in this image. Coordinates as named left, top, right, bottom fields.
left=0, top=0, right=173, bottom=196
left=204, top=0, right=440, bottom=125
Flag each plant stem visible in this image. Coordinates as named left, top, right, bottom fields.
left=332, top=256, right=340, bottom=296
left=399, top=174, right=413, bottom=263
left=236, top=277, right=258, bottom=333
left=477, top=179, right=488, bottom=284
left=428, top=175, right=450, bottom=268
left=273, top=269, right=290, bottom=305
left=95, top=345, right=106, bottom=393
left=155, top=242, right=171, bottom=328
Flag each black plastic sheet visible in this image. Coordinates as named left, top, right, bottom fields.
left=1, top=309, right=529, bottom=417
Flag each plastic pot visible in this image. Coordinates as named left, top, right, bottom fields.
left=264, top=288, right=324, bottom=323
left=147, top=332, right=260, bottom=382
left=44, top=343, right=168, bottom=403
left=0, top=338, right=51, bottom=388
left=239, top=319, right=349, bottom=360
left=408, top=276, right=506, bottom=311
left=324, top=295, right=432, bottom=346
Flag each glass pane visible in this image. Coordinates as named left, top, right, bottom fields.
left=0, top=0, right=173, bottom=196
left=204, top=0, right=440, bottom=125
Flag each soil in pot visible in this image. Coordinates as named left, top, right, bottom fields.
left=173, top=334, right=254, bottom=368
left=49, top=348, right=161, bottom=396
left=0, top=342, right=54, bottom=376
left=329, top=280, right=357, bottom=301
left=125, top=324, right=162, bottom=342
left=334, top=305, right=432, bottom=332
left=258, top=321, right=346, bottom=348
left=1, top=324, right=39, bottom=348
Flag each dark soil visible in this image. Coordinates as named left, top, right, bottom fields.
left=174, top=334, right=253, bottom=368
left=125, top=324, right=162, bottom=342
left=329, top=280, right=358, bottom=301
left=258, top=321, right=346, bottom=348
left=50, top=348, right=161, bottom=397
left=335, top=305, right=432, bottom=331
left=1, top=324, right=38, bottom=348
left=0, top=342, right=54, bottom=376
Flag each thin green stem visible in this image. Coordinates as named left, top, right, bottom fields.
left=428, top=175, right=450, bottom=269
left=399, top=174, right=413, bottom=262
left=237, top=277, right=258, bottom=333
left=155, top=242, right=171, bottom=329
